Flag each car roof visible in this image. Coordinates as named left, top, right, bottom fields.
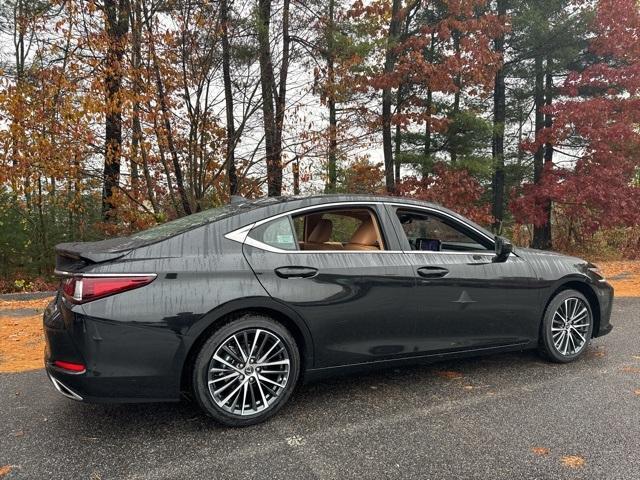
left=241, top=194, right=495, bottom=240
left=240, top=194, right=443, bottom=210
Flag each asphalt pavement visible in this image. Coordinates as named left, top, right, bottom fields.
left=1, top=298, right=639, bottom=480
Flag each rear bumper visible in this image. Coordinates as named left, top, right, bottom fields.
left=46, top=371, right=83, bottom=401
left=43, top=295, right=183, bottom=403
left=44, top=363, right=181, bottom=403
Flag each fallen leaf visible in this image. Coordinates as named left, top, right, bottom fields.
left=286, top=435, right=306, bottom=447
left=634, top=389, right=640, bottom=396
left=622, top=366, right=640, bottom=374
left=598, top=262, right=640, bottom=297
left=632, top=355, right=640, bottom=360
left=0, top=298, right=52, bottom=311
left=531, top=447, right=550, bottom=456
left=593, top=351, right=606, bottom=357
left=560, top=455, right=586, bottom=469
left=463, top=385, right=473, bottom=390
left=436, top=370, right=463, bottom=379
left=0, top=466, right=12, bottom=477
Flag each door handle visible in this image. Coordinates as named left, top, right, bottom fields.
left=274, top=266, right=318, bottom=279
left=417, top=266, right=449, bottom=278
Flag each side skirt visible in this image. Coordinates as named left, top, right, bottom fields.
left=301, top=342, right=534, bottom=384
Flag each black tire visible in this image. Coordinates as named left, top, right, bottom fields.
left=192, top=315, right=300, bottom=427
left=539, top=289, right=594, bottom=363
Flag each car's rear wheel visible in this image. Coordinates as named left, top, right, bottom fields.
left=539, top=289, right=594, bottom=363
left=192, top=315, right=300, bottom=427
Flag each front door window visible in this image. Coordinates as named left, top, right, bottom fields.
left=396, top=209, right=491, bottom=253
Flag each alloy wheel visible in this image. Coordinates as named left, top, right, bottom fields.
left=551, top=297, right=591, bottom=356
left=207, top=328, right=290, bottom=416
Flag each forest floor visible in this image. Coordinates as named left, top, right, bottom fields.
left=0, top=261, right=639, bottom=375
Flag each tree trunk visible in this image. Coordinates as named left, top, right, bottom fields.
left=11, top=0, right=27, bottom=207
left=538, top=57, right=554, bottom=247
left=151, top=110, right=180, bottom=214
left=382, top=0, right=402, bottom=193
left=256, top=0, right=278, bottom=196
left=532, top=54, right=551, bottom=249
left=422, top=88, right=433, bottom=179
left=129, top=1, right=140, bottom=199
left=37, top=177, right=47, bottom=273
left=102, top=0, right=130, bottom=221
left=143, top=1, right=191, bottom=215
left=491, top=0, right=507, bottom=233
left=274, top=0, right=290, bottom=194
left=449, top=31, right=461, bottom=166
left=221, top=0, right=238, bottom=197
left=131, top=0, right=157, bottom=214
left=394, top=86, right=403, bottom=185
left=327, top=97, right=338, bottom=192
left=325, top=0, right=337, bottom=193
left=421, top=33, right=436, bottom=179
left=257, top=0, right=288, bottom=197
left=293, top=158, right=300, bottom=195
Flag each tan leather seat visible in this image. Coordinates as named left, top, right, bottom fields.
left=345, top=218, right=380, bottom=250
left=304, top=219, right=341, bottom=250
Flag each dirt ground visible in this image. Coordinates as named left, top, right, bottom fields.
left=1, top=260, right=639, bottom=375
left=0, top=312, right=46, bottom=374
left=597, top=261, right=640, bottom=297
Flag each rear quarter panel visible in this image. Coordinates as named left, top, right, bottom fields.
left=74, top=215, right=272, bottom=399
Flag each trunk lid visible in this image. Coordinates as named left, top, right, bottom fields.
left=54, top=237, right=140, bottom=273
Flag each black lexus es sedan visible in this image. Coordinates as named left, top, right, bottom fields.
left=44, top=194, right=613, bottom=426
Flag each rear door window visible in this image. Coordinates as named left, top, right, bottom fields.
left=293, top=207, right=386, bottom=251
left=248, top=217, right=298, bottom=251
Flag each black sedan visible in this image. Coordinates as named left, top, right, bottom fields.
left=44, top=195, right=614, bottom=426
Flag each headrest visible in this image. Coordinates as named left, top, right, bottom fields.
left=348, top=218, right=378, bottom=246
left=308, top=219, right=333, bottom=243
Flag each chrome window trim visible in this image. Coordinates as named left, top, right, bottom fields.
left=403, top=251, right=496, bottom=256
left=386, top=202, right=495, bottom=245
left=224, top=223, right=254, bottom=245
left=54, top=270, right=158, bottom=278
left=224, top=200, right=497, bottom=256
left=245, top=201, right=385, bottom=229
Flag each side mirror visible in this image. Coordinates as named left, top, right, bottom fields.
left=493, top=236, right=513, bottom=263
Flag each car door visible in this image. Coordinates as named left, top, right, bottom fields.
left=386, top=204, right=539, bottom=354
left=238, top=202, right=417, bottom=368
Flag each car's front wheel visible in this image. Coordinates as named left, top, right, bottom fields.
left=539, top=289, right=594, bottom=363
left=192, top=315, right=300, bottom=427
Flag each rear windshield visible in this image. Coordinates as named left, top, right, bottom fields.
left=129, top=205, right=241, bottom=242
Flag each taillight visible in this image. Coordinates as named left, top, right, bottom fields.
left=62, top=277, right=80, bottom=299
left=62, top=275, right=156, bottom=304
left=54, top=360, right=86, bottom=373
